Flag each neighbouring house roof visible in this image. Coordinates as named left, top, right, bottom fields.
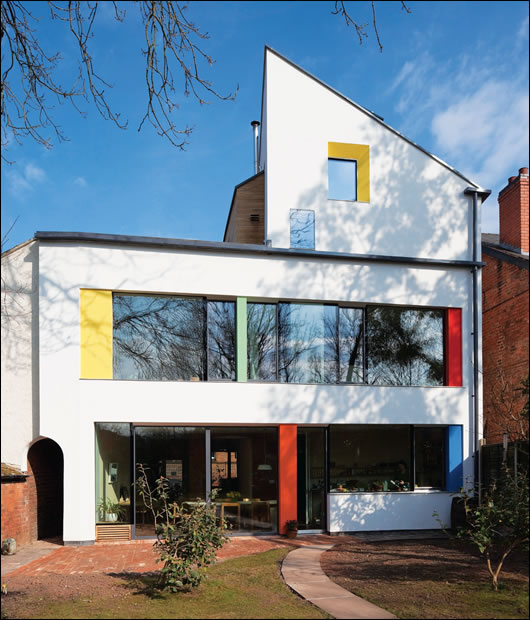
left=482, top=233, right=529, bottom=270
left=1, top=463, right=28, bottom=480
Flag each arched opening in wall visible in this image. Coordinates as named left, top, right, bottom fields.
left=27, top=438, right=64, bottom=541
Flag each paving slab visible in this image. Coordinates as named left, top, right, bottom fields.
left=282, top=545, right=396, bottom=620
left=1, top=539, right=63, bottom=577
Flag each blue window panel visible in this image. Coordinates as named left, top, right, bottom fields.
left=445, top=425, right=463, bottom=492
left=290, top=209, right=315, bottom=249
left=328, top=158, right=357, bottom=201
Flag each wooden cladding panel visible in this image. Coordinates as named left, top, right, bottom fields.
left=225, top=173, right=265, bottom=244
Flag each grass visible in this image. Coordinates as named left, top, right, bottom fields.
left=353, top=578, right=529, bottom=619
left=321, top=538, right=529, bottom=620
left=2, top=549, right=331, bottom=619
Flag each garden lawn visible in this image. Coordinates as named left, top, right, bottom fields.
left=321, top=538, right=529, bottom=620
left=2, top=548, right=330, bottom=619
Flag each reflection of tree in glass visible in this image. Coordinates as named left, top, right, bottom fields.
left=339, top=307, right=364, bottom=383
left=366, top=307, right=444, bottom=386
left=308, top=307, right=338, bottom=384
left=247, top=304, right=276, bottom=380
left=207, top=301, right=236, bottom=380
left=113, top=295, right=206, bottom=380
left=279, top=304, right=335, bottom=383
left=290, top=210, right=315, bottom=249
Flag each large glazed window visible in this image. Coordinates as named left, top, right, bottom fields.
left=211, top=427, right=278, bottom=532
left=134, top=426, right=206, bottom=537
left=113, top=294, right=206, bottom=381
left=366, top=307, right=444, bottom=386
left=338, top=307, right=364, bottom=383
left=329, top=425, right=411, bottom=492
left=113, top=295, right=236, bottom=382
left=207, top=301, right=236, bottom=380
left=95, top=423, right=131, bottom=524
left=414, top=427, right=446, bottom=488
left=247, top=303, right=277, bottom=381
left=278, top=303, right=338, bottom=384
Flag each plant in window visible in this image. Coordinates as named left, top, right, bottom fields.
left=389, top=479, right=409, bottom=492
left=97, top=498, right=127, bottom=522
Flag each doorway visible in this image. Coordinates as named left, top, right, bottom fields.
left=27, top=438, right=64, bottom=540
left=297, top=428, right=326, bottom=531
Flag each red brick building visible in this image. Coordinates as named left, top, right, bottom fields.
left=482, top=167, right=529, bottom=445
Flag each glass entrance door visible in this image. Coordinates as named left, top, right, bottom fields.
left=133, top=426, right=206, bottom=537
left=210, top=427, right=278, bottom=533
left=297, top=428, right=326, bottom=530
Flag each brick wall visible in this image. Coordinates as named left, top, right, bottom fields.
left=482, top=251, right=529, bottom=444
left=1, top=439, right=63, bottom=547
left=1, top=469, right=37, bottom=547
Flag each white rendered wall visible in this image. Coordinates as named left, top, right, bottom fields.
left=1, top=241, right=39, bottom=470
left=328, top=491, right=452, bottom=532
left=37, top=241, right=477, bottom=542
left=263, top=49, right=480, bottom=260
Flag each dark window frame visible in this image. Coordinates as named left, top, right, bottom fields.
left=328, top=157, right=358, bottom=202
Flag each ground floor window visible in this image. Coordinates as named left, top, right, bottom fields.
left=329, top=425, right=412, bottom=492
left=95, top=422, right=454, bottom=537
left=329, top=425, right=448, bottom=493
left=95, top=423, right=132, bottom=524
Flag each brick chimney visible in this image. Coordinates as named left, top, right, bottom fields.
left=498, top=167, right=529, bottom=254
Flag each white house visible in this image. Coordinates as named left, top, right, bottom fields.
left=1, top=47, right=490, bottom=545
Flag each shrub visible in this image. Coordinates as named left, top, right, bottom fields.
left=456, top=465, right=529, bottom=591
left=136, top=463, right=229, bottom=591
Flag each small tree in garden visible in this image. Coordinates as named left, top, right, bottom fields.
left=136, top=464, right=229, bottom=592
left=456, top=465, right=529, bottom=591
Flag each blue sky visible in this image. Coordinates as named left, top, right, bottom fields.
left=1, top=1, right=528, bottom=251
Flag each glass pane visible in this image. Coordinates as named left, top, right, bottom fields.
left=328, top=158, right=357, bottom=201
left=415, top=427, right=446, bottom=488
left=207, top=301, right=236, bottom=380
left=339, top=307, right=364, bottom=383
left=247, top=303, right=277, bottom=381
left=211, top=427, right=278, bottom=533
left=329, top=425, right=411, bottom=492
left=366, top=307, right=444, bottom=386
left=113, top=294, right=206, bottom=381
left=134, top=426, right=206, bottom=537
left=297, top=428, right=326, bottom=530
left=95, top=423, right=131, bottom=524
left=278, top=303, right=338, bottom=384
left=290, top=209, right=315, bottom=249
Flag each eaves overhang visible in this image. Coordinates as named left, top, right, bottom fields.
left=35, top=231, right=484, bottom=269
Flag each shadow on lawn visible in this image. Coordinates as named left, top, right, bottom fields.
left=108, top=571, right=168, bottom=600
left=321, top=539, right=529, bottom=585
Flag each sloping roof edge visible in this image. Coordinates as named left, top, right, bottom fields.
left=263, top=46, right=487, bottom=195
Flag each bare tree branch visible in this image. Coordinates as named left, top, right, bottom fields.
left=1, top=1, right=236, bottom=160
left=333, top=0, right=411, bottom=53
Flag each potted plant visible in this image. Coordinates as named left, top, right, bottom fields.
left=286, top=520, right=298, bottom=539
left=97, top=498, right=126, bottom=522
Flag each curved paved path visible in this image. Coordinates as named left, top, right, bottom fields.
left=282, top=543, right=396, bottom=620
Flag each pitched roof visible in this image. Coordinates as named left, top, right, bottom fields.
left=264, top=46, right=488, bottom=194
left=482, top=233, right=529, bottom=269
